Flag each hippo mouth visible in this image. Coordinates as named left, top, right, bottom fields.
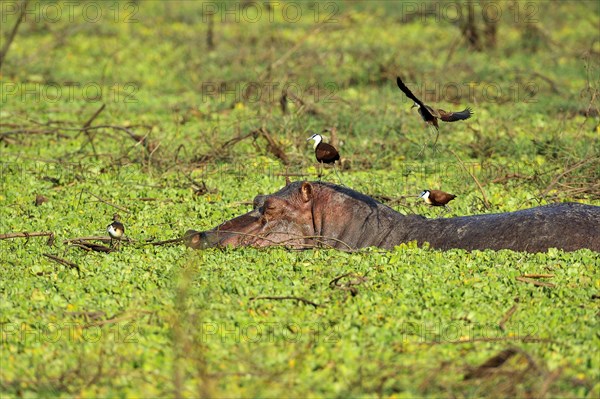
left=184, top=212, right=311, bottom=250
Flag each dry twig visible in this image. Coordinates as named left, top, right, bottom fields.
left=249, top=296, right=321, bottom=308
left=516, top=276, right=556, bottom=288
left=43, top=253, right=80, bottom=275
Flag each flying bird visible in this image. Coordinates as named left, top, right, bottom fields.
left=419, top=190, right=457, bottom=207
left=307, top=132, right=341, bottom=181
left=396, top=76, right=473, bottom=143
left=107, top=213, right=125, bottom=250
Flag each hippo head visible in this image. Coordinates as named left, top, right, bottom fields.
left=185, top=181, right=317, bottom=249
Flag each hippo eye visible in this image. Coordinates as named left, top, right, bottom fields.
left=263, top=199, right=277, bottom=213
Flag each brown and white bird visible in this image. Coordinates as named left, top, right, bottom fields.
left=107, top=213, right=125, bottom=250
left=307, top=132, right=341, bottom=181
left=396, top=76, right=473, bottom=142
left=419, top=189, right=457, bottom=207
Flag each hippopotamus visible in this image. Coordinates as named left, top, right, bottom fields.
left=185, top=181, right=600, bottom=253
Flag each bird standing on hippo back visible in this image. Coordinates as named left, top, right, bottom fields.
left=420, top=189, right=456, bottom=207
left=420, top=189, right=457, bottom=213
left=396, top=76, right=473, bottom=145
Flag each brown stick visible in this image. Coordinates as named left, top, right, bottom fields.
left=540, top=158, right=596, bottom=198
left=464, top=348, right=518, bottom=380
left=249, top=296, right=321, bottom=308
left=498, top=298, right=519, bottom=332
left=43, top=253, right=80, bottom=274
left=522, top=273, right=555, bottom=279
left=258, top=22, right=327, bottom=81
left=145, top=238, right=183, bottom=246
left=420, top=336, right=550, bottom=346
left=516, top=276, right=556, bottom=288
left=0, top=231, right=54, bottom=240
left=70, top=241, right=112, bottom=253
left=257, top=127, right=289, bottom=165
left=450, top=150, right=490, bottom=209
left=85, top=190, right=130, bottom=213
left=80, top=103, right=105, bottom=158
left=329, top=273, right=353, bottom=288
left=538, top=367, right=563, bottom=398
left=0, top=0, right=29, bottom=69
left=84, top=314, right=142, bottom=328
left=64, top=236, right=112, bottom=243
left=82, top=103, right=106, bottom=129
left=66, top=311, right=106, bottom=320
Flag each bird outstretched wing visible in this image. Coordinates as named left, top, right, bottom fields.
left=396, top=76, right=423, bottom=106
left=439, top=107, right=473, bottom=122
left=396, top=76, right=435, bottom=121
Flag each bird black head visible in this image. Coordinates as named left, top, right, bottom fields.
left=307, top=133, right=322, bottom=146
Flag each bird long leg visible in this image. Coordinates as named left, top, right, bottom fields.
left=428, top=124, right=440, bottom=150
left=417, top=131, right=428, bottom=156
left=333, top=162, right=344, bottom=186
left=438, top=204, right=452, bottom=217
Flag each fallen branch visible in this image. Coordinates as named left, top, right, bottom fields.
left=539, top=158, right=596, bottom=198
left=450, top=149, right=490, bottom=209
left=66, top=311, right=106, bottom=321
left=79, top=104, right=105, bottom=158
left=0, top=231, right=54, bottom=241
left=43, top=253, right=80, bottom=275
left=258, top=21, right=327, bottom=81
left=82, top=103, right=106, bottom=129
left=538, top=367, right=563, bottom=398
left=329, top=272, right=368, bottom=296
left=145, top=237, right=183, bottom=246
left=84, top=190, right=130, bottom=213
left=419, top=336, right=551, bottom=346
left=249, top=296, right=321, bottom=308
left=464, top=348, right=518, bottom=380
left=256, top=127, right=289, bottom=165
left=521, top=273, right=555, bottom=279
left=70, top=241, right=112, bottom=253
left=329, top=272, right=354, bottom=287
left=0, top=0, right=29, bottom=69
left=498, top=298, right=519, bottom=332
left=491, top=173, right=534, bottom=185
left=64, top=236, right=112, bottom=243
left=284, top=90, right=324, bottom=117
left=516, top=276, right=556, bottom=288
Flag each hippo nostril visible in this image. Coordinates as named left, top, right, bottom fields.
left=183, top=230, right=219, bottom=250
left=253, top=195, right=267, bottom=209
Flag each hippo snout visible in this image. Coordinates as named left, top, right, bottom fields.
left=184, top=229, right=219, bottom=250
left=253, top=194, right=267, bottom=209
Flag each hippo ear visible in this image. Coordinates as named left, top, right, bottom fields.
left=300, top=182, right=313, bottom=202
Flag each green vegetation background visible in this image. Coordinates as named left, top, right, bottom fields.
left=1, top=0, right=599, bottom=397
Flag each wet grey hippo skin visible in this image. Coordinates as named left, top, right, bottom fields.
left=185, top=181, right=600, bottom=253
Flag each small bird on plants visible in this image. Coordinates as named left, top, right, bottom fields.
left=107, top=213, right=125, bottom=251
left=396, top=76, right=473, bottom=144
